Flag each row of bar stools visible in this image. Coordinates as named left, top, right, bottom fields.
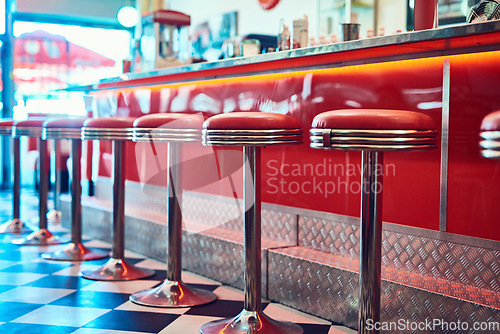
left=310, top=109, right=438, bottom=334
left=80, top=117, right=155, bottom=280
left=129, top=113, right=218, bottom=307
left=0, top=119, right=34, bottom=234
left=41, top=118, right=108, bottom=261
left=11, top=119, right=66, bottom=245
left=201, top=112, right=304, bottom=334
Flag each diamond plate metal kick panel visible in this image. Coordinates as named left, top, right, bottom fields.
left=299, top=214, right=500, bottom=294
left=269, top=248, right=500, bottom=333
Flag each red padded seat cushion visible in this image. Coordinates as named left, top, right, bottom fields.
left=312, top=109, right=435, bottom=130
left=13, top=118, right=47, bottom=128
left=133, top=113, right=206, bottom=129
left=0, top=119, right=14, bottom=127
left=44, top=118, right=88, bottom=129
left=481, top=111, right=500, bottom=132
left=204, top=112, right=302, bottom=130
left=83, top=117, right=137, bottom=128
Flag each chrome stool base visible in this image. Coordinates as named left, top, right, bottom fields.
left=200, top=309, right=303, bottom=334
left=41, top=242, right=109, bottom=261
left=0, top=218, right=34, bottom=234
left=130, top=279, right=217, bottom=308
left=12, top=228, right=66, bottom=245
left=81, top=257, right=155, bottom=281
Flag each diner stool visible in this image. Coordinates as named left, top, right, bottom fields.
left=11, top=119, right=67, bottom=245
left=0, top=119, right=34, bottom=233
left=310, top=109, right=438, bottom=334
left=129, top=113, right=218, bottom=307
left=80, top=117, right=155, bottom=280
left=201, top=112, right=303, bottom=334
left=41, top=118, right=108, bottom=261
left=480, top=110, right=500, bottom=159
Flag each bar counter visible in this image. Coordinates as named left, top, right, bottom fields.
left=68, top=21, right=500, bottom=331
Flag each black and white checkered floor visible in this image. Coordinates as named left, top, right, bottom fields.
left=0, top=190, right=355, bottom=334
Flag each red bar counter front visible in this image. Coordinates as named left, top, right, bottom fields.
left=87, top=26, right=500, bottom=243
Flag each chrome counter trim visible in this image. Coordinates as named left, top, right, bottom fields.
left=65, top=21, right=500, bottom=92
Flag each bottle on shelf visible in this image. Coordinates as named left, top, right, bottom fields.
left=277, top=19, right=291, bottom=51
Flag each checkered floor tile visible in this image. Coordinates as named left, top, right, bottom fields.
left=0, top=189, right=356, bottom=333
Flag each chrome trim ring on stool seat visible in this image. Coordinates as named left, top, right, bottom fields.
left=80, top=117, right=155, bottom=281
left=203, top=128, right=303, bottom=146
left=310, top=109, right=438, bottom=334
left=201, top=111, right=304, bottom=334
left=0, top=120, right=14, bottom=136
left=11, top=118, right=66, bottom=245
left=130, top=112, right=217, bottom=308
left=81, top=128, right=134, bottom=141
left=41, top=118, right=109, bottom=261
left=480, top=111, right=500, bottom=159
left=134, top=128, right=202, bottom=142
left=310, top=128, right=438, bottom=151
left=480, top=131, right=500, bottom=158
left=0, top=119, right=34, bottom=234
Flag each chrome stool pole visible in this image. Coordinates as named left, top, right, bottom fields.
left=81, top=117, right=155, bottom=280
left=200, top=111, right=303, bottom=334
left=13, top=139, right=64, bottom=245
left=359, top=150, right=383, bottom=330
left=130, top=113, right=217, bottom=307
left=310, top=109, right=438, bottom=334
left=41, top=118, right=108, bottom=261
left=46, top=139, right=62, bottom=225
left=243, top=146, right=261, bottom=314
left=0, top=120, right=34, bottom=233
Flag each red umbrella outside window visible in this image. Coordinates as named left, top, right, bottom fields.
left=12, top=30, right=116, bottom=94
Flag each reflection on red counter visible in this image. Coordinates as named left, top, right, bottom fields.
left=91, top=51, right=500, bottom=242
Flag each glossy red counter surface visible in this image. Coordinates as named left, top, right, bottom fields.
left=86, top=22, right=500, bottom=242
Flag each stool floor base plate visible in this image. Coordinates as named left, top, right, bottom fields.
left=130, top=279, right=217, bottom=307
left=81, top=257, right=155, bottom=281
left=41, top=242, right=109, bottom=261
left=0, top=219, right=35, bottom=234
left=11, top=228, right=67, bottom=245
left=200, top=309, right=303, bottom=334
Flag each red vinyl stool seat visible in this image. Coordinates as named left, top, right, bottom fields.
left=10, top=119, right=67, bottom=245
left=40, top=118, right=108, bottom=261
left=201, top=112, right=303, bottom=334
left=0, top=119, right=34, bottom=234
left=310, top=109, right=438, bottom=334
left=129, top=112, right=217, bottom=308
left=480, top=110, right=500, bottom=159
left=80, top=117, right=155, bottom=281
